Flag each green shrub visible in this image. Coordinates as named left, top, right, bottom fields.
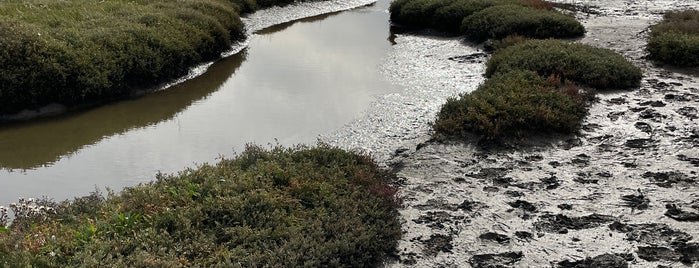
left=486, top=39, right=642, bottom=89
left=389, top=0, right=554, bottom=33
left=461, top=5, right=584, bottom=41
left=433, top=70, right=587, bottom=138
left=0, top=145, right=401, bottom=267
left=647, top=9, right=699, bottom=67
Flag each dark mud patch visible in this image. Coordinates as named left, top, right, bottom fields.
left=625, top=138, right=656, bottom=148
left=448, top=53, right=488, bottom=64
left=479, top=232, right=511, bottom=244
left=421, top=234, right=453, bottom=257
left=643, top=171, right=695, bottom=187
left=620, top=192, right=650, bottom=210
left=535, top=214, right=616, bottom=233
left=508, top=200, right=537, bottom=212
left=556, top=253, right=633, bottom=268
left=638, top=244, right=699, bottom=264
left=608, top=221, right=692, bottom=245
left=665, top=204, right=699, bottom=222
left=469, top=251, right=523, bottom=268
left=413, top=211, right=466, bottom=229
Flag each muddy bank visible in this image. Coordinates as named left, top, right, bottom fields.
left=327, top=0, right=698, bottom=266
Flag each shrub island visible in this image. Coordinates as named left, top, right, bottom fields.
left=434, top=39, right=643, bottom=140
left=0, top=0, right=312, bottom=116
left=389, top=0, right=585, bottom=40
left=646, top=9, right=699, bottom=67
left=0, top=145, right=401, bottom=267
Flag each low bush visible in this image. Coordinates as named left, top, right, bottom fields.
left=389, top=0, right=554, bottom=33
left=647, top=9, right=699, bottom=67
left=486, top=39, right=642, bottom=89
left=461, top=5, right=584, bottom=41
left=0, top=0, right=320, bottom=115
left=433, top=70, right=587, bottom=138
left=0, top=145, right=401, bottom=267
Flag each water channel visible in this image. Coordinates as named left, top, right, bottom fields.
left=0, top=0, right=397, bottom=206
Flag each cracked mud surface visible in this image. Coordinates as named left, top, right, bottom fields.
left=324, top=0, right=699, bottom=266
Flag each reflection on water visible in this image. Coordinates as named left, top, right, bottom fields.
left=0, top=53, right=246, bottom=170
left=0, top=2, right=395, bottom=205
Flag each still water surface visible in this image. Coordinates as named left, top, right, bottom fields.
left=0, top=2, right=395, bottom=206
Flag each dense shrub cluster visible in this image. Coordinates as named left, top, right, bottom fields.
left=486, top=39, right=642, bottom=89
left=389, top=0, right=584, bottom=40
left=434, top=70, right=587, bottom=137
left=647, top=9, right=699, bottom=67
left=0, top=0, right=314, bottom=115
left=0, top=145, right=401, bottom=267
left=435, top=39, right=641, bottom=139
left=462, top=5, right=584, bottom=41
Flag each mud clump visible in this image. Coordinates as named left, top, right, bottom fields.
left=422, top=234, right=453, bottom=257
left=413, top=211, right=465, bottom=229
left=643, top=171, right=695, bottom=187
left=677, top=106, right=698, bottom=119
left=620, top=193, right=650, bottom=210
left=665, top=204, right=699, bottom=222
left=479, top=232, right=511, bottom=244
left=469, top=251, right=523, bottom=268
left=535, top=214, right=616, bottom=233
left=625, top=138, right=656, bottom=148
left=556, top=253, right=633, bottom=268
left=637, top=246, right=681, bottom=262
left=608, top=221, right=692, bottom=246
left=508, top=200, right=537, bottom=212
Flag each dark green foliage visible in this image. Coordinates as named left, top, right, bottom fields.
left=0, top=145, right=401, bottom=267
left=0, top=0, right=320, bottom=115
left=433, top=71, right=587, bottom=138
left=486, top=39, right=642, bottom=89
left=461, top=5, right=584, bottom=41
left=647, top=9, right=699, bottom=67
left=389, top=0, right=562, bottom=34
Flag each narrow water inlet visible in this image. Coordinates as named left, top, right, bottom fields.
left=0, top=0, right=397, bottom=206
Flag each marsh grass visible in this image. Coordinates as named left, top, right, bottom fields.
left=388, top=0, right=581, bottom=38
left=486, top=39, right=642, bottom=89
left=647, top=9, right=699, bottom=67
left=0, top=144, right=401, bottom=267
left=461, top=4, right=584, bottom=41
left=433, top=71, right=587, bottom=138
left=0, top=0, right=316, bottom=115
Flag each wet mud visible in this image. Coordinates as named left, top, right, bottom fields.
left=322, top=0, right=699, bottom=266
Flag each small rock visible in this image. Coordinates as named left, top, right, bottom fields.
left=625, top=138, right=655, bottom=148
left=508, top=200, right=537, bottom=212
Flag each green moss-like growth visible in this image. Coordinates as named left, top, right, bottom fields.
left=486, top=39, right=642, bottom=89
left=433, top=70, right=587, bottom=138
left=461, top=5, right=584, bottom=41
left=389, top=0, right=575, bottom=36
left=0, top=145, right=401, bottom=267
left=647, top=9, right=699, bottom=67
left=0, top=0, right=321, bottom=115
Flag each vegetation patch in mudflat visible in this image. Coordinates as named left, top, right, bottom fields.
left=462, top=4, right=584, bottom=41
left=389, top=0, right=583, bottom=41
left=0, top=145, right=401, bottom=267
left=0, top=0, right=316, bottom=116
left=647, top=9, right=699, bottom=67
left=486, top=39, right=643, bottom=89
left=433, top=70, right=587, bottom=139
